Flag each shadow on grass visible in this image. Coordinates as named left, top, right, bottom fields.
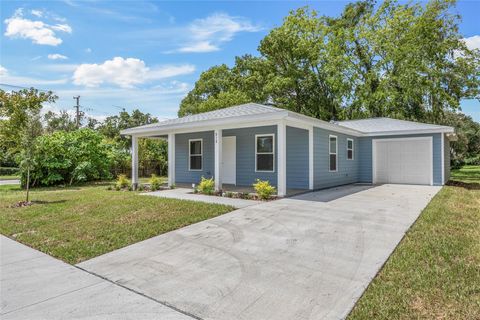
left=446, top=180, right=480, bottom=190
left=31, top=200, right=67, bottom=205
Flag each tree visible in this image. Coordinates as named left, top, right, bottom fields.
left=0, top=88, right=57, bottom=162
left=179, top=1, right=480, bottom=124
left=43, top=110, right=77, bottom=133
left=18, top=109, right=42, bottom=201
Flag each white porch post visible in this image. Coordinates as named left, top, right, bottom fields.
left=277, top=121, right=287, bottom=197
left=168, top=133, right=175, bottom=188
left=214, top=129, right=222, bottom=192
left=131, top=136, right=139, bottom=190
left=309, top=126, right=314, bottom=190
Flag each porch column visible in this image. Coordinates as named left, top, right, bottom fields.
left=214, top=128, right=222, bottom=192
left=277, top=121, right=287, bottom=197
left=168, top=133, right=175, bottom=187
left=131, top=136, right=139, bottom=190
left=309, top=126, right=314, bottom=190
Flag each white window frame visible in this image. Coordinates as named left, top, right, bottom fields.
left=188, top=138, right=203, bottom=171
left=347, top=138, right=354, bottom=160
left=255, top=133, right=275, bottom=173
left=329, top=135, right=338, bottom=172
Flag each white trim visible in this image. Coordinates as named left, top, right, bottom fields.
left=308, top=126, right=314, bottom=190
left=347, top=138, right=354, bottom=160
left=362, top=128, right=453, bottom=136
left=188, top=138, right=203, bottom=171
left=131, top=136, right=138, bottom=188
left=255, top=133, right=275, bottom=173
left=372, top=136, right=433, bottom=186
left=277, top=122, right=287, bottom=197
left=214, top=129, right=222, bottom=191
left=167, top=133, right=175, bottom=187
left=329, top=135, right=338, bottom=172
left=441, top=133, right=445, bottom=185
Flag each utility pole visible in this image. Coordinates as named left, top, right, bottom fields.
left=73, top=96, right=80, bottom=128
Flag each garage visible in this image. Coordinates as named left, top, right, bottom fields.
left=372, top=137, right=433, bottom=185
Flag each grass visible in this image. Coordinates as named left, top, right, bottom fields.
left=0, top=174, right=19, bottom=180
left=0, top=182, right=233, bottom=264
left=348, top=166, right=480, bottom=320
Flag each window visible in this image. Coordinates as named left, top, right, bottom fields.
left=256, top=134, right=274, bottom=172
left=329, top=135, right=337, bottom=172
left=347, top=138, right=354, bottom=160
left=189, top=139, right=202, bottom=171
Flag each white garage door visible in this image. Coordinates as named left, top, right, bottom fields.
left=373, top=137, right=432, bottom=185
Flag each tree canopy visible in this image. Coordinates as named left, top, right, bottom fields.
left=178, top=0, right=480, bottom=124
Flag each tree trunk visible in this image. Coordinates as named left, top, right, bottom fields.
left=26, top=167, right=30, bottom=202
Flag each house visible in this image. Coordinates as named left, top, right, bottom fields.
left=121, top=103, right=456, bottom=196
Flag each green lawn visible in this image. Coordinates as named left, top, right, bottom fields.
left=0, top=174, right=19, bottom=180
left=0, top=183, right=233, bottom=264
left=348, top=166, right=480, bottom=319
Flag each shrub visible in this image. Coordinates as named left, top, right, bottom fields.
left=0, top=167, right=19, bottom=175
left=22, top=129, right=112, bottom=186
left=116, top=174, right=130, bottom=189
left=197, top=176, right=215, bottom=195
left=137, top=184, right=145, bottom=191
left=253, top=179, right=276, bottom=200
left=149, top=174, right=162, bottom=191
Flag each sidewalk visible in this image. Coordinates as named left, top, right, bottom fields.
left=0, top=235, right=191, bottom=320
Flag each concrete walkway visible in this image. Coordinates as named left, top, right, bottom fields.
left=0, top=236, right=191, bottom=320
left=143, top=188, right=262, bottom=208
left=79, top=184, right=441, bottom=320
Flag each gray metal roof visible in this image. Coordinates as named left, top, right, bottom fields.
left=127, top=103, right=286, bottom=131
left=336, top=117, right=453, bottom=134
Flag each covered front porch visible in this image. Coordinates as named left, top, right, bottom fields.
left=129, top=120, right=314, bottom=197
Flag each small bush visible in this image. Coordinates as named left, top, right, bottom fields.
left=198, top=176, right=215, bottom=195
left=127, top=185, right=133, bottom=191
left=149, top=174, right=162, bottom=191
left=106, top=185, right=113, bottom=191
left=115, top=185, right=121, bottom=191
left=224, top=191, right=234, bottom=198
left=116, top=174, right=130, bottom=189
left=0, top=167, right=19, bottom=175
left=137, top=185, right=145, bottom=191
left=253, top=179, right=276, bottom=200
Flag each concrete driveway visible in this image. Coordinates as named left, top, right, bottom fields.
left=0, top=236, right=191, bottom=320
left=79, top=184, right=440, bottom=320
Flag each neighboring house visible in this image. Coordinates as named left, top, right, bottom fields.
left=121, top=103, right=456, bottom=196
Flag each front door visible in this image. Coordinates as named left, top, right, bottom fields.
left=222, top=136, right=236, bottom=184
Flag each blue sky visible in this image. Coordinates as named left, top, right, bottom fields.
left=1, top=0, right=479, bottom=122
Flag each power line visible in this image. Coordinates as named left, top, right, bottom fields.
left=0, top=83, right=49, bottom=92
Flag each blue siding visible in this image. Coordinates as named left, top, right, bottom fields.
left=313, top=127, right=359, bottom=189
left=175, top=131, right=214, bottom=184
left=444, top=134, right=450, bottom=182
left=223, top=126, right=278, bottom=187
left=358, top=133, right=442, bottom=185
left=286, top=126, right=309, bottom=189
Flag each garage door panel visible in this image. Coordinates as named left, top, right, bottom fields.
left=374, top=138, right=432, bottom=185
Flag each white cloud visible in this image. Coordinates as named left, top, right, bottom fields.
left=463, top=35, right=480, bottom=51
left=31, top=10, right=43, bottom=18
left=177, top=13, right=261, bottom=53
left=72, top=57, right=195, bottom=88
left=3, top=8, right=72, bottom=46
left=0, top=65, right=8, bottom=76
left=48, top=53, right=68, bottom=60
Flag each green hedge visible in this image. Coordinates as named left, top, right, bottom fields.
left=0, top=167, right=19, bottom=175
